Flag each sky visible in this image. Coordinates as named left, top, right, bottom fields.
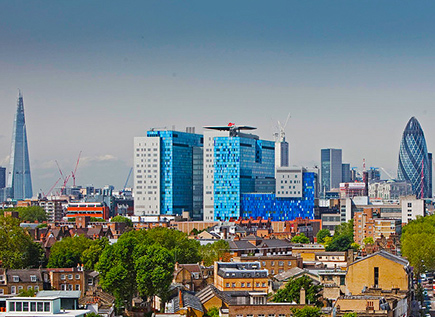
left=1, top=1, right=435, bottom=193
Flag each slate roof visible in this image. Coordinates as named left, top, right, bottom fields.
left=7, top=269, right=43, bottom=283
left=168, top=290, right=203, bottom=313
left=196, top=284, right=231, bottom=305
left=348, top=250, right=408, bottom=268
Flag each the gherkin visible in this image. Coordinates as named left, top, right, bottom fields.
left=6, top=91, right=33, bottom=200
left=397, top=117, right=432, bottom=198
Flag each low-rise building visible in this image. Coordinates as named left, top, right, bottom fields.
left=1, top=296, right=89, bottom=317
left=214, top=262, right=268, bottom=292
left=232, top=255, right=302, bottom=276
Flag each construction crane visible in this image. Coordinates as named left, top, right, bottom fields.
left=71, top=151, right=82, bottom=187
left=123, top=167, right=133, bottom=192
left=43, top=177, right=62, bottom=198
left=55, top=160, right=70, bottom=194
left=273, top=113, right=291, bottom=142
left=380, top=167, right=394, bottom=180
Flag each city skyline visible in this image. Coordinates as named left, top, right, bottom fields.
left=1, top=1, right=435, bottom=193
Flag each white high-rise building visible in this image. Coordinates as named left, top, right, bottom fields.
left=133, top=137, right=161, bottom=216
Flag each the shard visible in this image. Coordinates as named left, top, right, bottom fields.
left=6, top=91, right=33, bottom=200
left=397, top=117, right=432, bottom=198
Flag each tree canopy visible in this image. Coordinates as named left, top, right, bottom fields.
left=401, top=215, right=435, bottom=275
left=0, top=215, right=45, bottom=269
left=291, top=233, right=310, bottom=244
left=111, top=215, right=133, bottom=227
left=326, top=220, right=356, bottom=251
left=316, top=229, right=331, bottom=244
left=48, top=236, right=109, bottom=269
left=199, top=240, right=230, bottom=266
left=291, top=306, right=322, bottom=317
left=271, top=276, right=323, bottom=307
left=3, top=206, right=47, bottom=223
left=97, top=227, right=200, bottom=309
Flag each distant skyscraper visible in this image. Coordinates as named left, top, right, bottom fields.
left=342, top=163, right=351, bottom=183
left=398, top=117, right=432, bottom=198
left=321, top=148, right=342, bottom=194
left=7, top=91, right=33, bottom=200
left=0, top=167, right=5, bottom=189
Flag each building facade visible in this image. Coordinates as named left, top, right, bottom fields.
left=7, top=92, right=33, bottom=200
left=321, top=148, right=342, bottom=194
left=240, top=170, right=316, bottom=221
left=134, top=130, right=203, bottom=217
left=213, top=134, right=274, bottom=220
left=398, top=117, right=432, bottom=198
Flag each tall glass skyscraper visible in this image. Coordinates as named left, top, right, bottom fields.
left=213, top=135, right=275, bottom=220
left=134, top=130, right=203, bottom=217
left=398, top=117, right=432, bottom=198
left=7, top=91, right=33, bottom=200
left=320, top=148, right=342, bottom=194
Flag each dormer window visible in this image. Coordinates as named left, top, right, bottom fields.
left=13, top=276, right=19, bottom=282
left=30, top=275, right=37, bottom=282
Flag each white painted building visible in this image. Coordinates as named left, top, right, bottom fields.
left=1, top=296, right=89, bottom=317
left=401, top=196, right=425, bottom=224
left=133, top=136, right=161, bottom=216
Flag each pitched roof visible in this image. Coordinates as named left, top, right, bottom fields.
left=168, top=290, right=203, bottom=313
left=196, top=284, right=231, bottom=305
left=348, top=250, right=408, bottom=267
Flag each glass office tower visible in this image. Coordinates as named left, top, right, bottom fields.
left=214, top=136, right=275, bottom=220
left=135, top=130, right=203, bottom=216
left=7, top=92, right=33, bottom=200
left=398, top=117, right=432, bottom=198
left=321, top=148, right=342, bottom=194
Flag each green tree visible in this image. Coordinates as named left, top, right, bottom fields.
left=334, top=220, right=354, bottom=239
left=3, top=206, right=47, bottom=223
left=362, top=237, right=374, bottom=245
left=199, top=240, right=230, bottom=266
left=325, top=235, right=353, bottom=252
left=316, top=229, right=331, bottom=244
left=111, top=215, right=133, bottom=227
left=81, top=238, right=109, bottom=270
left=48, top=236, right=92, bottom=268
left=343, top=313, right=357, bottom=317
left=86, top=313, right=102, bottom=317
left=206, top=306, right=220, bottom=317
left=48, top=235, right=108, bottom=269
left=18, top=287, right=36, bottom=297
left=272, top=276, right=323, bottom=307
left=0, top=215, right=45, bottom=269
left=291, top=233, right=310, bottom=244
left=134, top=227, right=201, bottom=263
left=135, top=244, right=174, bottom=304
left=97, top=228, right=192, bottom=310
left=97, top=236, right=138, bottom=310
left=291, top=306, right=322, bottom=317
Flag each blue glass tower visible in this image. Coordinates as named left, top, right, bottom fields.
left=7, top=91, right=33, bottom=200
left=398, top=117, right=432, bottom=198
left=213, top=136, right=275, bottom=220
left=146, top=130, right=203, bottom=215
